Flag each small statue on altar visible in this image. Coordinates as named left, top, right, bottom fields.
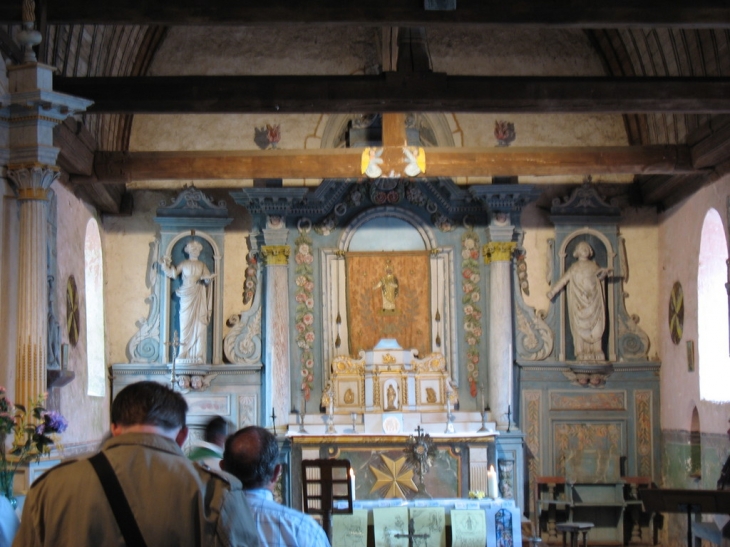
left=159, top=239, right=216, bottom=363
left=386, top=384, right=398, bottom=411
left=374, top=264, right=399, bottom=312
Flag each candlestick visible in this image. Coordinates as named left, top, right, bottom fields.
left=487, top=464, right=499, bottom=500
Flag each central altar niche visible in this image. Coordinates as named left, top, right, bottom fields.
left=327, top=339, right=456, bottom=417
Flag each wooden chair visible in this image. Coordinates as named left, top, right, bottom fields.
left=301, top=459, right=354, bottom=542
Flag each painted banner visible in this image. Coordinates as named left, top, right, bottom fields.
left=346, top=252, right=431, bottom=357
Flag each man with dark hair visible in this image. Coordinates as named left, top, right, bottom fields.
left=189, top=415, right=230, bottom=469
left=14, top=381, right=259, bottom=547
left=222, top=426, right=330, bottom=547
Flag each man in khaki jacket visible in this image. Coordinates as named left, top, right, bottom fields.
left=13, top=381, right=259, bottom=547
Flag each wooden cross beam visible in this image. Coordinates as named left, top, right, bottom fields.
left=53, top=74, right=730, bottom=114
left=2, top=0, right=730, bottom=28
left=92, top=143, right=695, bottom=184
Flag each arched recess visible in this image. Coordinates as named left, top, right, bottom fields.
left=556, top=228, right=616, bottom=362
left=698, top=208, right=730, bottom=403
left=84, top=218, right=105, bottom=396
left=320, top=207, right=457, bottom=386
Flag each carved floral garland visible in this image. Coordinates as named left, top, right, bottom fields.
left=294, top=232, right=316, bottom=401
left=461, top=230, right=483, bottom=397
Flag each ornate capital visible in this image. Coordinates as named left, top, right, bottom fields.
left=483, top=241, right=516, bottom=264
left=261, top=245, right=290, bottom=266
left=7, top=165, right=59, bottom=200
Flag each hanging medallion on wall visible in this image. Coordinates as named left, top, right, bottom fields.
left=66, top=275, right=80, bottom=346
left=668, top=281, right=684, bottom=345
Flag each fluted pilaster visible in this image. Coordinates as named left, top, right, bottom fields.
left=484, top=240, right=516, bottom=430
left=261, top=244, right=291, bottom=429
left=3, top=58, right=92, bottom=408
left=8, top=167, right=58, bottom=407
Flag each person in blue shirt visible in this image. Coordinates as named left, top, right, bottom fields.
left=221, top=426, right=330, bottom=547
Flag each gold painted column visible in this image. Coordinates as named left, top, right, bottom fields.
left=261, top=242, right=291, bottom=430
left=484, top=240, right=516, bottom=430
left=3, top=57, right=91, bottom=407
left=7, top=169, right=58, bottom=407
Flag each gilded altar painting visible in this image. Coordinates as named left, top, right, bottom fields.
left=346, top=252, right=431, bottom=357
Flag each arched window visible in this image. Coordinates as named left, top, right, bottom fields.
left=697, top=208, right=730, bottom=402
left=84, top=218, right=105, bottom=396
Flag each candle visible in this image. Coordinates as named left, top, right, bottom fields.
left=487, top=464, right=498, bottom=499
left=350, top=468, right=356, bottom=501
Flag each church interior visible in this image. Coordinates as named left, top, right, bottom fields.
left=1, top=1, right=730, bottom=545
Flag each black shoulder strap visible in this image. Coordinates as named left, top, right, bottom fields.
left=89, top=452, right=149, bottom=547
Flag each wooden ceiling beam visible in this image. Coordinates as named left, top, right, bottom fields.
left=2, top=1, right=730, bottom=28
left=53, top=74, right=730, bottom=114
left=92, top=145, right=696, bottom=183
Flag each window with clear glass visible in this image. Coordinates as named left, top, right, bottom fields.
left=698, top=208, right=730, bottom=403
left=84, top=218, right=105, bottom=396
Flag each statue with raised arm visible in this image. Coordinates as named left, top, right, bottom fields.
left=160, top=239, right=216, bottom=363
left=547, top=241, right=612, bottom=361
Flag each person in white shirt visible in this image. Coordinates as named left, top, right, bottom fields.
left=221, top=426, right=330, bottom=547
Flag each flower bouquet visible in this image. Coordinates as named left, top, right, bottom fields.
left=0, top=387, right=67, bottom=507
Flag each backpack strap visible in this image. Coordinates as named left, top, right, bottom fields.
left=89, top=452, right=149, bottom=547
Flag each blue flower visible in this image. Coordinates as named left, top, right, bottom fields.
left=42, top=411, right=68, bottom=434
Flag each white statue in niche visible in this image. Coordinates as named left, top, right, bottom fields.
left=160, top=239, right=216, bottom=363
left=547, top=241, right=612, bottom=361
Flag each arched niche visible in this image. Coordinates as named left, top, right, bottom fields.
left=556, top=229, right=616, bottom=362
left=320, top=207, right=457, bottom=387
left=153, top=186, right=232, bottom=365
left=161, top=232, right=220, bottom=364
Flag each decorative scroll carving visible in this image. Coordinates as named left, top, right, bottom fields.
left=412, top=353, right=446, bottom=372
left=332, top=355, right=366, bottom=374
left=513, top=247, right=554, bottom=361
left=515, top=306, right=554, bottom=361
left=127, top=240, right=161, bottom=363
left=224, top=248, right=263, bottom=365
left=616, top=300, right=651, bottom=361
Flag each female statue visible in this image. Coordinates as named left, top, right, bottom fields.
left=547, top=241, right=612, bottom=361
left=160, top=239, right=216, bottom=363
